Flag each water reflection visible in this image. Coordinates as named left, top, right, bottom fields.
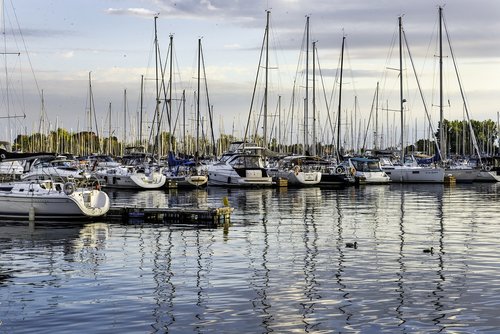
left=0, top=223, right=96, bottom=284
left=301, top=191, right=320, bottom=332
left=3, top=184, right=500, bottom=332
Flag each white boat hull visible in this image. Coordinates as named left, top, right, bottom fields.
left=208, top=164, right=273, bottom=187
left=167, top=174, right=208, bottom=188
left=269, top=169, right=322, bottom=186
left=445, top=168, right=480, bottom=183
left=382, top=166, right=445, bottom=183
left=97, top=170, right=167, bottom=189
left=355, top=171, right=391, bottom=184
left=0, top=182, right=110, bottom=219
left=475, top=170, right=500, bottom=182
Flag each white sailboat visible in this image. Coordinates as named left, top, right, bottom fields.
left=434, top=7, right=481, bottom=182
left=20, top=156, right=89, bottom=182
left=380, top=156, right=444, bottom=183
left=0, top=152, right=110, bottom=219
left=95, top=152, right=166, bottom=189
left=267, top=155, right=321, bottom=186
left=380, top=16, right=445, bottom=183
left=0, top=179, right=110, bottom=219
left=163, top=38, right=209, bottom=188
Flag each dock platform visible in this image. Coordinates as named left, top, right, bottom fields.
left=106, top=205, right=233, bottom=227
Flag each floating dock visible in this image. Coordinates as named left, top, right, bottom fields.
left=105, top=205, right=233, bottom=227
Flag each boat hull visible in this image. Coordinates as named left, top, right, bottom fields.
left=382, top=166, right=445, bottom=183
left=269, top=170, right=322, bottom=186
left=167, top=175, right=208, bottom=188
left=318, top=173, right=355, bottom=187
left=0, top=188, right=110, bottom=219
left=355, top=171, right=391, bottom=185
left=474, top=170, right=500, bottom=182
left=97, top=171, right=167, bottom=189
left=445, top=168, right=480, bottom=183
left=208, top=165, right=273, bottom=187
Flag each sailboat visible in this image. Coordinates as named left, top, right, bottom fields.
left=379, top=15, right=445, bottom=183
left=163, top=38, right=208, bottom=188
left=165, top=151, right=208, bottom=188
left=433, top=7, right=480, bottom=183
left=266, top=15, right=322, bottom=186
left=207, top=12, right=273, bottom=188
left=315, top=35, right=355, bottom=187
left=20, top=155, right=90, bottom=182
left=95, top=147, right=166, bottom=189
left=0, top=151, right=110, bottom=219
left=0, top=3, right=107, bottom=219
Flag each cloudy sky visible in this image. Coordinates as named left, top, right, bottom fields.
left=1, top=0, right=499, bottom=147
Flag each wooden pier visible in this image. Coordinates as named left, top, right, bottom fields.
left=106, top=205, right=233, bottom=227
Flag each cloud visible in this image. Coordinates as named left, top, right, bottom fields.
left=60, top=51, right=74, bottom=59
left=200, top=0, right=217, bottom=11
left=105, top=8, right=159, bottom=17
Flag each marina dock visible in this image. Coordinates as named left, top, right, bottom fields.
left=106, top=205, right=233, bottom=227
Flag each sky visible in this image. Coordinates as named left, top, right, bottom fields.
left=1, top=0, right=500, bottom=148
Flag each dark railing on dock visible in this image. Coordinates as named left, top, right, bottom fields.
left=106, top=205, right=233, bottom=227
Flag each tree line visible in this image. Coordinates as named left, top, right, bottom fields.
left=11, top=119, right=499, bottom=158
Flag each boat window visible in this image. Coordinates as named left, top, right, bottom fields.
left=230, top=156, right=262, bottom=168
left=352, top=160, right=382, bottom=172
left=367, top=161, right=382, bottom=172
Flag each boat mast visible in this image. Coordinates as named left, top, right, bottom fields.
left=123, top=88, right=127, bottom=151
left=439, top=6, right=445, bottom=158
left=153, top=15, right=160, bottom=157
left=182, top=89, right=186, bottom=155
left=304, top=16, right=309, bottom=155
left=278, top=95, right=282, bottom=153
left=139, top=74, right=143, bottom=147
left=399, top=16, right=405, bottom=162
left=263, top=10, right=269, bottom=150
left=374, top=82, right=379, bottom=150
left=108, top=102, right=112, bottom=155
left=168, top=34, right=174, bottom=155
left=337, top=36, right=345, bottom=158
left=197, top=38, right=201, bottom=160
left=40, top=90, right=46, bottom=151
left=312, top=41, right=316, bottom=156
left=200, top=41, right=217, bottom=158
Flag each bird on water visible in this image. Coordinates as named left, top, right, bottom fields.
left=345, top=242, right=357, bottom=249
left=423, top=247, right=434, bottom=254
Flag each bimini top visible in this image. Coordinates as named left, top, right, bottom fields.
left=349, top=157, right=381, bottom=163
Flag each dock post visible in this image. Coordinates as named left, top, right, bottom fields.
left=29, top=206, right=35, bottom=222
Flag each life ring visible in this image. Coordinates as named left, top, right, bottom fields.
left=336, top=166, right=345, bottom=174
left=350, top=167, right=356, bottom=175
left=485, top=165, right=492, bottom=172
left=63, top=182, right=76, bottom=195
left=293, top=165, right=300, bottom=175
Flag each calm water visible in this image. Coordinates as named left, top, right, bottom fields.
left=1, top=183, right=500, bottom=333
